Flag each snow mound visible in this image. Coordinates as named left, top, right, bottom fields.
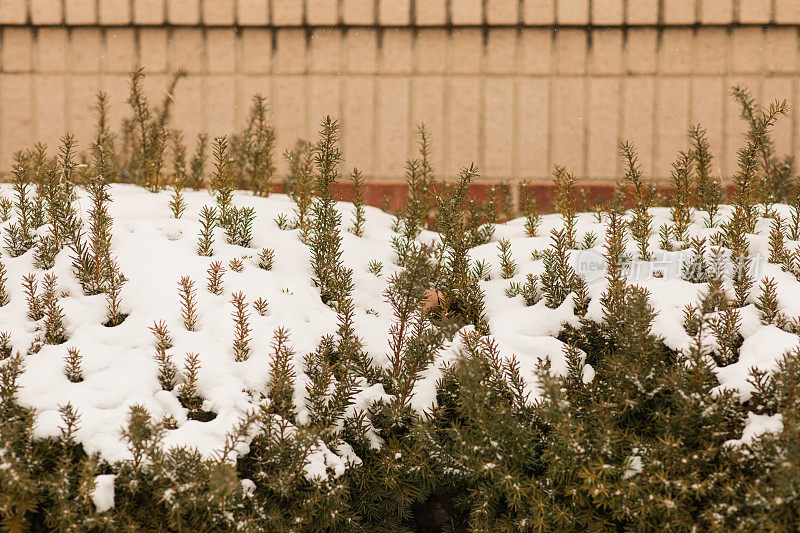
left=2, top=185, right=798, bottom=466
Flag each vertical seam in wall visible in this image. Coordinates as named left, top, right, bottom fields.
left=0, top=30, right=3, bottom=157
left=234, top=26, right=242, bottom=131
left=757, top=25, right=764, bottom=117
left=793, top=26, right=799, bottom=162
left=687, top=26, right=695, bottom=140
left=511, top=23, right=520, bottom=210
left=547, top=27, right=554, bottom=177
left=512, top=25, right=520, bottom=189
left=303, top=27, right=310, bottom=140
left=651, top=27, right=661, bottom=179
left=31, top=27, right=38, bottom=143
left=478, top=26, right=486, bottom=180
left=720, top=26, right=730, bottom=179
left=616, top=27, right=626, bottom=181
left=404, top=28, right=413, bottom=174
left=338, top=26, right=347, bottom=174
left=65, top=27, right=72, bottom=135
left=201, top=26, right=208, bottom=136
left=443, top=26, right=450, bottom=178
left=269, top=24, right=276, bottom=161
left=373, top=29, right=381, bottom=180
left=582, top=27, right=589, bottom=179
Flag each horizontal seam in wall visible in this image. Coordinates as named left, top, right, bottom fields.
left=2, top=23, right=800, bottom=30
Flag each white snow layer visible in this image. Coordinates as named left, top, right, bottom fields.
left=91, top=474, right=116, bottom=512
left=0, top=186, right=796, bottom=472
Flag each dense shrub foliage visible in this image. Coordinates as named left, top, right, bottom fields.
left=1, top=72, right=800, bottom=532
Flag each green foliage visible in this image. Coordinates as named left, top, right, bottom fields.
left=350, top=167, right=366, bottom=237
left=123, top=67, right=185, bottom=191
left=42, top=273, right=67, bottom=345
left=196, top=205, right=216, bottom=256
left=691, top=124, right=722, bottom=227
left=104, top=260, right=128, bottom=327
left=210, top=135, right=236, bottom=229
left=434, top=165, right=489, bottom=333
left=620, top=140, right=656, bottom=260
left=285, top=139, right=315, bottom=242
left=553, top=165, right=578, bottom=247
left=189, top=133, right=209, bottom=190
left=231, top=291, right=252, bottom=362
left=309, top=117, right=351, bottom=311
left=179, top=276, right=198, bottom=331
left=4, top=154, right=36, bottom=257
left=0, top=260, right=8, bottom=307
left=258, top=247, right=275, bottom=270
left=669, top=150, right=694, bottom=246
left=206, top=260, right=225, bottom=295
left=224, top=205, right=256, bottom=247
left=169, top=132, right=188, bottom=219
left=64, top=347, right=83, bottom=383
left=540, top=228, right=584, bottom=309
left=233, top=94, right=277, bottom=196
left=497, top=238, right=516, bottom=279
left=151, top=320, right=178, bottom=391
left=3, top=76, right=800, bottom=532
left=732, top=85, right=795, bottom=205
left=519, top=180, right=541, bottom=237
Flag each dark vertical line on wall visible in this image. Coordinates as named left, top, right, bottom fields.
left=793, top=27, right=799, bottom=161
left=65, top=28, right=72, bottom=135
left=133, top=25, right=141, bottom=66
left=31, top=27, right=38, bottom=142
left=338, top=26, right=347, bottom=173
left=478, top=25, right=487, bottom=179
left=443, top=26, right=451, bottom=178
left=617, top=27, right=628, bottom=181
left=234, top=27, right=242, bottom=131
left=404, top=28, right=414, bottom=170
left=201, top=27, right=209, bottom=136
left=720, top=27, right=730, bottom=178
left=303, top=27, right=311, bottom=140
left=546, top=28, right=555, bottom=177
left=687, top=26, right=695, bottom=143
left=582, top=27, right=590, bottom=179
left=651, top=27, right=661, bottom=179
left=512, top=25, right=521, bottom=210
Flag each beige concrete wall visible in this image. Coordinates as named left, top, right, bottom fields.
left=1, top=0, right=800, bottom=184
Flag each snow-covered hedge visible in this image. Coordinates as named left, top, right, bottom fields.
left=1, top=77, right=799, bottom=531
